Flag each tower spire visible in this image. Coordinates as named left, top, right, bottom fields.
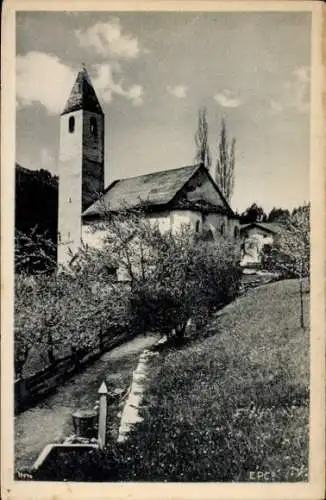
left=61, top=64, right=103, bottom=116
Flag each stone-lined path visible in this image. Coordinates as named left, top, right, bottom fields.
left=15, top=334, right=160, bottom=471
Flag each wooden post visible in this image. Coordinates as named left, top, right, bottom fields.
left=98, top=381, right=108, bottom=450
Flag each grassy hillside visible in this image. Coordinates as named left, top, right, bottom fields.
left=113, top=279, right=309, bottom=481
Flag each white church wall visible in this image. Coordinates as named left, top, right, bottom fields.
left=170, top=210, right=202, bottom=233
left=147, top=210, right=202, bottom=234
left=146, top=212, right=172, bottom=233
left=204, top=213, right=226, bottom=236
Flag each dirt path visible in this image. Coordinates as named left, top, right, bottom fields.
left=15, top=334, right=160, bottom=471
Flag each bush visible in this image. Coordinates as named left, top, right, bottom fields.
left=129, top=227, right=241, bottom=341
left=14, top=254, right=131, bottom=377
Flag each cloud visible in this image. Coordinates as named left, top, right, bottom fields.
left=75, top=18, right=141, bottom=59
left=166, top=85, right=188, bottom=98
left=213, top=89, right=241, bottom=108
left=93, top=63, right=144, bottom=106
left=16, top=51, right=75, bottom=114
left=16, top=53, right=144, bottom=114
left=269, top=66, right=310, bottom=115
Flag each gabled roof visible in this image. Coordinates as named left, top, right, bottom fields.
left=61, top=65, right=103, bottom=116
left=240, top=222, right=283, bottom=234
left=82, top=163, right=235, bottom=219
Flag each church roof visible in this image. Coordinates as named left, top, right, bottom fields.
left=82, top=163, right=235, bottom=219
left=61, top=65, right=104, bottom=116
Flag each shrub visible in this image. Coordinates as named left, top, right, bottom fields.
left=129, top=226, right=241, bottom=341
left=14, top=251, right=131, bottom=377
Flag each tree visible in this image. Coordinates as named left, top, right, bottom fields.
left=94, top=208, right=241, bottom=342
left=267, top=207, right=290, bottom=224
left=14, top=252, right=131, bottom=377
left=214, top=119, right=236, bottom=203
left=194, top=107, right=212, bottom=169
left=263, top=203, right=310, bottom=328
left=14, top=274, right=43, bottom=377
left=15, top=228, right=57, bottom=274
left=240, top=203, right=267, bottom=223
left=15, top=165, right=58, bottom=272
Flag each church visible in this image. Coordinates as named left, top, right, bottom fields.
left=57, top=65, right=240, bottom=267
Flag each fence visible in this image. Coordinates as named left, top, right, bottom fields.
left=15, top=331, right=133, bottom=414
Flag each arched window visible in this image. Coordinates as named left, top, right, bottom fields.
left=234, top=226, right=240, bottom=238
left=204, top=229, right=214, bottom=241
left=69, top=116, right=75, bottom=133
left=195, top=220, right=200, bottom=233
left=220, top=223, right=225, bottom=236
left=90, top=117, right=97, bottom=138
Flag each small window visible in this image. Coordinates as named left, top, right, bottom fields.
left=68, top=197, right=72, bottom=203
left=195, top=220, right=200, bottom=233
left=203, top=229, right=214, bottom=242
left=234, top=226, right=240, bottom=238
left=90, top=117, right=97, bottom=137
left=69, top=116, right=75, bottom=133
left=220, top=223, right=225, bottom=236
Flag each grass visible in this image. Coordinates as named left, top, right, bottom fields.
left=108, top=279, right=309, bottom=482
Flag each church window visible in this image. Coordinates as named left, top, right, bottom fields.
left=204, top=229, right=214, bottom=241
left=234, top=226, right=240, bottom=238
left=68, top=197, right=72, bottom=203
left=69, top=116, right=75, bottom=133
left=195, top=220, right=200, bottom=233
left=220, top=223, right=225, bottom=235
left=90, top=117, right=97, bottom=138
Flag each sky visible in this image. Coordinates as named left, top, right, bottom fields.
left=16, top=10, right=311, bottom=213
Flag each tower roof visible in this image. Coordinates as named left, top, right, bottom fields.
left=61, top=65, right=104, bottom=116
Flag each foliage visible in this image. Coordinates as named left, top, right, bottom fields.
left=267, top=207, right=290, bottom=224
left=194, top=107, right=212, bottom=169
left=15, top=165, right=58, bottom=272
left=14, top=250, right=131, bottom=377
left=14, top=274, right=44, bottom=377
left=240, top=203, right=267, bottom=223
left=15, top=228, right=57, bottom=274
left=263, top=204, right=310, bottom=279
left=214, top=118, right=236, bottom=203
left=262, top=204, right=310, bottom=328
left=95, top=210, right=241, bottom=341
left=15, top=206, right=241, bottom=375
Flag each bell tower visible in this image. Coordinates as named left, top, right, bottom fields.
left=57, top=64, right=105, bottom=266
